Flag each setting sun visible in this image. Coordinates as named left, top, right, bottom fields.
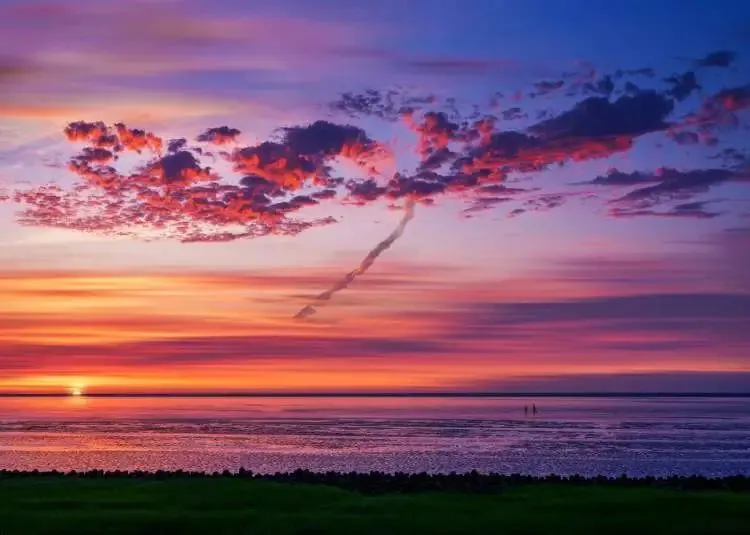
left=69, top=387, right=84, bottom=397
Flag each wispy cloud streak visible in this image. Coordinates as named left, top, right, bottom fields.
left=294, top=197, right=416, bottom=318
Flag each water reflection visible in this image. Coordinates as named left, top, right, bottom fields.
left=1, top=396, right=748, bottom=476
left=65, top=395, right=89, bottom=410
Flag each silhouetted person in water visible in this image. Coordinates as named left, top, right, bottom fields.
left=532, top=404, right=538, bottom=415
left=524, top=405, right=528, bottom=416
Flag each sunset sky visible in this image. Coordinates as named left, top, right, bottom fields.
left=1, top=0, right=749, bottom=394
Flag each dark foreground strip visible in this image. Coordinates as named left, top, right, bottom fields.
left=2, top=469, right=749, bottom=494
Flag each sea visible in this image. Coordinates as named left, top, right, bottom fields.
left=1, top=395, right=749, bottom=477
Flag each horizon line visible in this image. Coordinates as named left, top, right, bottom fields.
left=1, top=391, right=749, bottom=398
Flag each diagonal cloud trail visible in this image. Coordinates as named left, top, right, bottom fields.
left=294, top=197, right=416, bottom=319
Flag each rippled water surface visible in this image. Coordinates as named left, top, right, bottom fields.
left=1, top=396, right=749, bottom=476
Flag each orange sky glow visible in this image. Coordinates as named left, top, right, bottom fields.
left=1, top=261, right=747, bottom=394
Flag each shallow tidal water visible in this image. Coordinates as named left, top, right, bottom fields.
left=1, top=396, right=748, bottom=476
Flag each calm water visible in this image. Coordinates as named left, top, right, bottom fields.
left=1, top=396, right=749, bottom=476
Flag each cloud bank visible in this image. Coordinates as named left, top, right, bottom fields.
left=3, top=46, right=749, bottom=319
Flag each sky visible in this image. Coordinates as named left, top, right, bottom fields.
left=1, top=0, right=749, bottom=394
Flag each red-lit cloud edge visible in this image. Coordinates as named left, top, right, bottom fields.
left=3, top=50, right=748, bottom=242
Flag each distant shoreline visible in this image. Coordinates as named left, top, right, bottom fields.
left=1, top=392, right=748, bottom=398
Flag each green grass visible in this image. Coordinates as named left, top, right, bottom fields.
left=1, top=477, right=749, bottom=534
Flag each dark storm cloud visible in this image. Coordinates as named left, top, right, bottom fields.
left=417, top=147, right=457, bottom=172
left=609, top=168, right=739, bottom=208
left=279, top=120, right=379, bottom=158
left=584, top=168, right=664, bottom=187
left=531, top=79, right=565, bottom=97
left=167, top=138, right=188, bottom=153
left=671, top=200, right=721, bottom=217
left=330, top=89, right=437, bottom=121
left=451, top=91, right=676, bottom=186
left=609, top=201, right=721, bottom=220
left=228, top=120, right=385, bottom=192
left=665, top=71, right=701, bottom=101
left=529, top=91, right=674, bottom=140
left=695, top=50, right=737, bottom=68
left=622, top=81, right=642, bottom=96
left=710, top=147, right=749, bottom=168
left=582, top=74, right=615, bottom=97
left=196, top=126, right=241, bottom=145
left=582, top=167, right=746, bottom=216
left=501, top=107, right=527, bottom=120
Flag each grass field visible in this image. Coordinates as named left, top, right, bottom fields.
left=1, top=477, right=749, bottom=535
